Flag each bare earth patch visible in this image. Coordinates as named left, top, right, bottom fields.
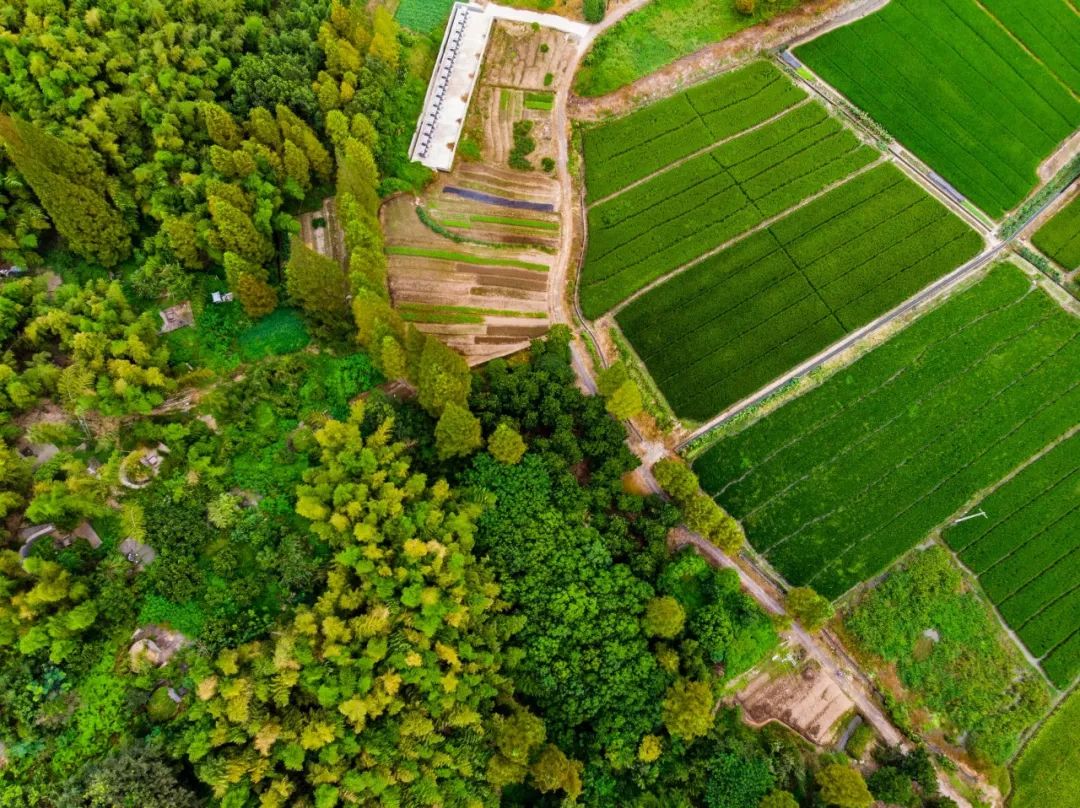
left=737, top=657, right=855, bottom=746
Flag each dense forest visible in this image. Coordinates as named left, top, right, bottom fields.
left=0, top=2, right=961, bottom=807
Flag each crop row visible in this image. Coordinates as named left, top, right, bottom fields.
left=748, top=318, right=1080, bottom=549
left=951, top=430, right=1080, bottom=551
left=831, top=232, right=984, bottom=329
left=952, top=455, right=1080, bottom=571
left=796, top=0, right=1080, bottom=216
left=694, top=266, right=1037, bottom=493
left=612, top=164, right=979, bottom=416
left=1019, top=586, right=1080, bottom=658
left=585, top=179, right=750, bottom=282
left=582, top=61, right=806, bottom=203
left=978, top=0, right=1080, bottom=94
left=617, top=231, right=781, bottom=358
left=584, top=115, right=714, bottom=204
left=1032, top=194, right=1080, bottom=270
left=692, top=266, right=1080, bottom=597
left=777, top=169, right=927, bottom=265
left=583, top=92, right=700, bottom=168
left=888, top=1, right=1067, bottom=161
left=1041, top=629, right=1080, bottom=688
left=978, top=506, right=1080, bottom=602
left=802, top=197, right=944, bottom=287
left=581, top=192, right=762, bottom=319
left=768, top=164, right=904, bottom=244
left=797, top=352, right=1080, bottom=597
left=822, top=224, right=980, bottom=317
left=677, top=317, right=846, bottom=426
left=754, top=148, right=879, bottom=219
left=713, top=103, right=830, bottom=167
left=650, top=271, right=821, bottom=383
left=697, top=78, right=806, bottom=142
left=586, top=153, right=732, bottom=264
left=582, top=121, right=885, bottom=318
left=684, top=61, right=785, bottom=116
left=999, top=546, right=1080, bottom=629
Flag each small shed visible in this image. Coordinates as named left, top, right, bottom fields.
left=158, top=301, right=194, bottom=333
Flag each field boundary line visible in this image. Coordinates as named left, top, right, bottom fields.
left=768, top=337, right=1073, bottom=557
left=712, top=288, right=1037, bottom=498
left=607, top=157, right=887, bottom=317
left=1015, top=574, right=1080, bottom=635
left=588, top=98, right=814, bottom=208
left=950, top=447, right=1080, bottom=555
left=734, top=300, right=1051, bottom=524
left=1011, top=679, right=1080, bottom=768
left=631, top=170, right=913, bottom=365
left=935, top=536, right=1058, bottom=690
left=806, top=366, right=1080, bottom=589
left=677, top=247, right=1005, bottom=451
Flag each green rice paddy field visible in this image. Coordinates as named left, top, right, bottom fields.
left=694, top=264, right=1080, bottom=600
left=1011, top=689, right=1080, bottom=808
left=943, top=431, right=1080, bottom=688
left=1033, top=192, right=1080, bottom=271
left=616, top=164, right=981, bottom=420
left=796, top=0, right=1080, bottom=218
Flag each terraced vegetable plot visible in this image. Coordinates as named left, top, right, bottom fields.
left=693, top=264, right=1080, bottom=599
left=795, top=0, right=1080, bottom=218
left=616, top=163, right=982, bottom=419
left=1033, top=192, right=1080, bottom=271
left=943, top=431, right=1080, bottom=688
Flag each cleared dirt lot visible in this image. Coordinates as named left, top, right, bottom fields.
left=737, top=657, right=854, bottom=746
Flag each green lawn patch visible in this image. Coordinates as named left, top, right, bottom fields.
left=575, top=0, right=803, bottom=97
left=795, top=0, right=1080, bottom=217
left=238, top=307, right=311, bottom=362
left=386, top=245, right=548, bottom=271
left=395, top=0, right=454, bottom=34
left=692, top=264, right=1080, bottom=598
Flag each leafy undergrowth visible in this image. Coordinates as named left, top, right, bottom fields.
left=575, top=0, right=802, bottom=97
left=846, top=546, right=1049, bottom=766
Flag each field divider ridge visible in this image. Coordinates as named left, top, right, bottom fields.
left=805, top=359, right=1080, bottom=585
left=676, top=243, right=1006, bottom=452
left=712, top=284, right=1036, bottom=498
left=733, top=297, right=1051, bottom=521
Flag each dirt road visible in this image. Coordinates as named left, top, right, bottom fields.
left=569, top=0, right=878, bottom=121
